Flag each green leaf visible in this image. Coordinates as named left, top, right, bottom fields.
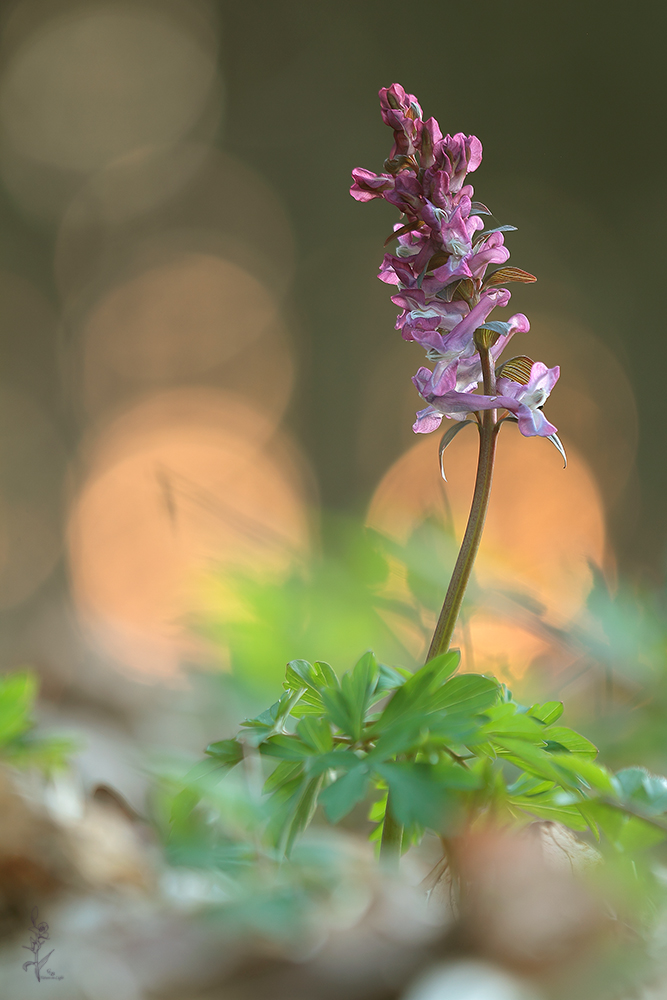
left=509, top=795, right=589, bottom=831
left=614, top=768, right=667, bottom=816
left=376, top=761, right=457, bottom=830
left=305, top=748, right=362, bottom=776
left=582, top=801, right=667, bottom=852
left=639, top=773, right=667, bottom=814
left=346, top=649, right=380, bottom=721
left=263, top=760, right=304, bottom=794
left=431, top=673, right=499, bottom=715
left=492, top=738, right=580, bottom=787
left=369, top=795, right=387, bottom=824
left=289, top=690, right=326, bottom=717
left=320, top=766, right=370, bottom=823
left=282, top=659, right=339, bottom=707
left=424, top=712, right=484, bottom=747
left=321, top=688, right=354, bottom=738
left=527, top=701, right=564, bottom=726
left=368, top=663, right=408, bottom=705
left=549, top=754, right=614, bottom=793
left=0, top=672, right=37, bottom=747
left=204, top=738, right=244, bottom=767
left=240, top=690, right=302, bottom=746
left=260, top=735, right=314, bottom=761
left=4, top=735, right=76, bottom=771
left=283, top=775, right=324, bottom=855
left=506, top=773, right=555, bottom=797
left=436, top=761, right=484, bottom=791
left=615, top=816, right=666, bottom=852
left=296, top=717, right=333, bottom=754
left=322, top=651, right=379, bottom=741
left=478, top=703, right=547, bottom=742
left=543, top=727, right=598, bottom=760
left=613, top=767, right=647, bottom=798
left=313, top=660, right=340, bottom=688
left=265, top=769, right=325, bottom=856
left=284, top=659, right=318, bottom=693
left=374, top=650, right=461, bottom=730
left=370, top=717, right=425, bottom=761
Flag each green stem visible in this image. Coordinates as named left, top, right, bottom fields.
left=426, top=345, right=498, bottom=662
left=379, top=792, right=403, bottom=871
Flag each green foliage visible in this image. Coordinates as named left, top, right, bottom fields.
left=149, top=755, right=382, bottom=942
left=0, top=671, right=74, bottom=771
left=187, top=651, right=667, bottom=861
left=197, top=518, right=430, bottom=695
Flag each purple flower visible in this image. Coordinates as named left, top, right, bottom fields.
left=411, top=313, right=528, bottom=423
left=438, top=133, right=483, bottom=193
left=469, top=232, right=511, bottom=279
left=351, top=83, right=554, bottom=443
left=413, top=359, right=559, bottom=438
left=350, top=168, right=395, bottom=202
left=433, top=312, right=530, bottom=387
left=379, top=84, right=423, bottom=159
left=410, top=288, right=511, bottom=356
left=496, top=361, right=560, bottom=437
left=390, top=287, right=469, bottom=341
left=420, top=117, right=443, bottom=168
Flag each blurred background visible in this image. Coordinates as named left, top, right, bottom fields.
left=0, top=2, right=666, bottom=998
left=0, top=0, right=661, bottom=772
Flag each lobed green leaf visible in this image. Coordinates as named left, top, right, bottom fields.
left=320, top=766, right=370, bottom=823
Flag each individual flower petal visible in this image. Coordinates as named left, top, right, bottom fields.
left=413, top=405, right=445, bottom=433
left=420, top=117, right=444, bottom=168
left=385, top=172, right=424, bottom=214
left=379, top=83, right=423, bottom=158
left=468, top=231, right=511, bottom=280
left=439, top=133, right=483, bottom=192
left=350, top=167, right=395, bottom=202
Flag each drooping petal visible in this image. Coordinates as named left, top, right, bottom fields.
left=350, top=168, right=395, bottom=202
left=412, top=366, right=436, bottom=396
left=413, top=405, right=444, bottom=433
left=512, top=402, right=558, bottom=437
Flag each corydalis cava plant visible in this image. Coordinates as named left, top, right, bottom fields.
left=352, top=82, right=563, bottom=660
left=194, top=87, right=667, bottom=881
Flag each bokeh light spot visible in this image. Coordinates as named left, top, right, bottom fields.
left=0, top=5, right=219, bottom=172
left=81, top=255, right=278, bottom=383
left=67, top=389, right=312, bottom=679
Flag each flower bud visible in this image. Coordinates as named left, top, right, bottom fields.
left=473, top=326, right=501, bottom=351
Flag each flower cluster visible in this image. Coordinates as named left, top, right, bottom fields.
left=351, top=84, right=559, bottom=439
